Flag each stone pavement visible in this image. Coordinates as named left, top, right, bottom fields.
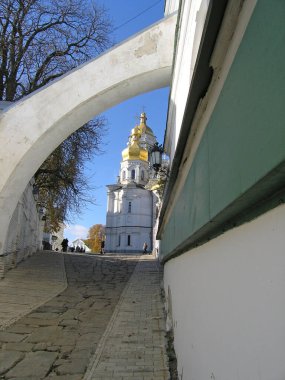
left=0, top=252, right=170, bottom=379
left=84, top=256, right=169, bottom=380
left=0, top=252, right=67, bottom=330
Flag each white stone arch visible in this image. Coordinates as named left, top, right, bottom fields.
left=0, top=15, right=177, bottom=255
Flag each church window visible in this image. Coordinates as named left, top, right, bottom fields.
left=118, top=235, right=121, bottom=246
left=122, top=171, right=126, bottom=180
left=131, top=169, right=135, bottom=179
left=127, top=235, right=131, bottom=246
left=128, top=201, right=132, bottom=213
left=141, top=170, right=144, bottom=180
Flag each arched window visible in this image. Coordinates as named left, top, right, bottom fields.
left=128, top=201, right=132, bottom=213
left=122, top=171, right=126, bottom=180
left=141, top=170, right=144, bottom=180
left=131, top=169, right=135, bottom=180
left=127, top=235, right=131, bottom=246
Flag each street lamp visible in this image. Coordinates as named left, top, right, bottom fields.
left=150, top=143, right=163, bottom=172
left=150, top=143, right=169, bottom=177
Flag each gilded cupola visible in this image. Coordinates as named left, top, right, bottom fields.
left=137, top=112, right=154, bottom=136
left=122, top=121, right=148, bottom=162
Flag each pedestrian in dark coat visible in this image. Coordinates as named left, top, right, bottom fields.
left=61, top=238, right=68, bottom=252
left=143, top=242, right=148, bottom=254
left=100, top=240, right=105, bottom=255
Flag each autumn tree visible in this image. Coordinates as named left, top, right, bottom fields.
left=84, top=224, right=105, bottom=253
left=0, top=0, right=112, bottom=230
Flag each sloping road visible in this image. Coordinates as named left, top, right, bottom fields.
left=0, top=252, right=169, bottom=379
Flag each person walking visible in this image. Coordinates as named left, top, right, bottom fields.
left=143, top=242, right=148, bottom=254
left=61, top=238, right=68, bottom=252
left=100, top=240, right=105, bottom=255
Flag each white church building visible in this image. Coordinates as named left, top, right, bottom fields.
left=105, top=113, right=158, bottom=254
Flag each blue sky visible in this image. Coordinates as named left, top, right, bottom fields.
left=65, top=0, right=169, bottom=241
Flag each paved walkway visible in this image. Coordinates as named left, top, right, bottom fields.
left=84, top=256, right=169, bottom=380
left=0, top=252, right=67, bottom=330
left=0, top=252, right=170, bottom=379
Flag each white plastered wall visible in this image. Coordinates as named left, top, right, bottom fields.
left=164, top=0, right=179, bottom=16
left=1, top=181, right=42, bottom=277
left=105, top=186, right=153, bottom=252
left=164, top=0, right=209, bottom=161
left=164, top=203, right=285, bottom=380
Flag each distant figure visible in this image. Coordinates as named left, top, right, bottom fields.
left=143, top=242, right=148, bottom=254
left=76, top=245, right=80, bottom=252
left=100, top=240, right=105, bottom=255
left=61, top=238, right=68, bottom=252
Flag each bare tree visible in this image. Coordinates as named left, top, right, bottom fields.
left=0, top=0, right=112, bottom=100
left=0, top=0, right=113, bottom=230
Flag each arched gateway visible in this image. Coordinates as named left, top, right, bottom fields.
left=0, top=15, right=177, bottom=256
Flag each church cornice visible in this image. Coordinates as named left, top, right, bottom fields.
left=106, top=184, right=122, bottom=191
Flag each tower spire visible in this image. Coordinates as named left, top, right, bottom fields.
left=140, top=112, right=147, bottom=125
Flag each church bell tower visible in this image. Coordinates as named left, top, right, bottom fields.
left=105, top=113, right=158, bottom=254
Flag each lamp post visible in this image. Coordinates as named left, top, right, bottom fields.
left=150, top=143, right=163, bottom=172
left=150, top=143, right=169, bottom=178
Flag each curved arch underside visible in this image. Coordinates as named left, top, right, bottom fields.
left=0, top=15, right=177, bottom=254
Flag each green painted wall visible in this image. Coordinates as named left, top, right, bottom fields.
left=161, top=1, right=285, bottom=261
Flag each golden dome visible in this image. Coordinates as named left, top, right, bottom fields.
left=137, top=112, right=154, bottom=136
left=122, top=124, right=148, bottom=162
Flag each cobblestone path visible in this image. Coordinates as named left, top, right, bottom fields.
left=84, top=257, right=169, bottom=380
left=0, top=254, right=138, bottom=380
